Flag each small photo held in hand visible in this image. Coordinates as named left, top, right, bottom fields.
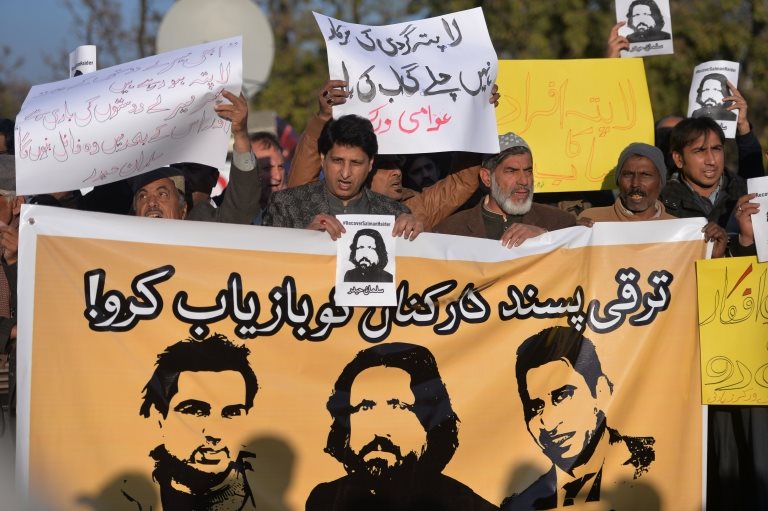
left=616, top=0, right=674, bottom=57
left=335, top=214, right=397, bottom=307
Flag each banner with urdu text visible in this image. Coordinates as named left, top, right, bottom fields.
left=18, top=205, right=706, bottom=511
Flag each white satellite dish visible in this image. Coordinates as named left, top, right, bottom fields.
left=157, top=0, right=275, bottom=97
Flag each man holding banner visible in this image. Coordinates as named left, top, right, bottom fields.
left=434, top=133, right=576, bottom=247
left=131, top=90, right=262, bottom=224
left=263, top=114, right=423, bottom=240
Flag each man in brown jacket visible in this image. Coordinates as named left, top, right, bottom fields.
left=434, top=132, right=576, bottom=247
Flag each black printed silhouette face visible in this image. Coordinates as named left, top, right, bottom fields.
left=523, top=359, right=606, bottom=471
left=699, top=79, right=726, bottom=107
left=161, top=370, right=249, bottom=475
left=348, top=366, right=427, bottom=478
left=353, top=235, right=380, bottom=270
left=629, top=4, right=656, bottom=32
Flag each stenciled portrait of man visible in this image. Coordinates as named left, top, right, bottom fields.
left=307, top=342, right=497, bottom=511
left=134, top=334, right=259, bottom=510
left=343, top=228, right=394, bottom=283
left=691, top=73, right=738, bottom=122
left=624, top=0, right=671, bottom=43
left=502, top=326, right=655, bottom=511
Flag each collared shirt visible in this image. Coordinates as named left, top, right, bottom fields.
left=326, top=188, right=371, bottom=216
left=554, top=429, right=610, bottom=507
left=679, top=172, right=723, bottom=214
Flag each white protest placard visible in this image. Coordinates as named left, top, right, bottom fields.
left=335, top=215, right=397, bottom=306
left=15, top=37, right=243, bottom=195
left=313, top=8, right=500, bottom=155
left=747, top=176, right=768, bottom=262
left=69, top=45, right=97, bottom=77
left=686, top=60, right=739, bottom=138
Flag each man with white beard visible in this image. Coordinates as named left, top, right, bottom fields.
left=434, top=133, right=576, bottom=247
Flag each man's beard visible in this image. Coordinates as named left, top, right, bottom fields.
left=491, top=174, right=533, bottom=216
left=634, top=22, right=653, bottom=32
left=355, top=256, right=377, bottom=270
left=541, top=411, right=607, bottom=475
left=150, top=444, right=237, bottom=495
left=342, top=435, right=422, bottom=487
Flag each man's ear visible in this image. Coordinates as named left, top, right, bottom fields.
left=671, top=151, right=684, bottom=170
left=480, top=167, right=492, bottom=188
left=180, top=202, right=188, bottom=220
left=594, top=375, right=612, bottom=411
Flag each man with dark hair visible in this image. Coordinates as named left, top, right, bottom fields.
left=344, top=228, right=393, bottom=283
left=135, top=334, right=259, bottom=510
left=434, top=132, right=576, bottom=247
left=263, top=114, right=422, bottom=240
left=691, top=73, right=738, bottom=122
left=660, top=117, right=747, bottom=232
left=502, top=326, right=655, bottom=510
left=287, top=80, right=495, bottom=231
left=307, top=342, right=496, bottom=511
left=625, top=0, right=671, bottom=43
left=264, top=115, right=424, bottom=240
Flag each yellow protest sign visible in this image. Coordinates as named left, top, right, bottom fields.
left=496, top=59, right=654, bottom=192
left=697, top=256, right=768, bottom=405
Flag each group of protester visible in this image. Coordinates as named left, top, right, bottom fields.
left=0, top=12, right=765, bottom=511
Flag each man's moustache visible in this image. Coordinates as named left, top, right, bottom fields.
left=190, top=445, right=231, bottom=464
left=627, top=187, right=646, bottom=197
left=359, top=435, right=402, bottom=459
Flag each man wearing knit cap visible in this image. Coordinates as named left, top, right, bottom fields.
left=579, top=143, right=674, bottom=222
left=434, top=132, right=576, bottom=247
left=578, top=142, right=728, bottom=257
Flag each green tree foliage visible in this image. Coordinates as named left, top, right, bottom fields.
left=0, top=47, right=28, bottom=118
left=5, top=1, right=768, bottom=151
left=406, top=0, right=768, bottom=147
left=250, top=0, right=415, bottom=132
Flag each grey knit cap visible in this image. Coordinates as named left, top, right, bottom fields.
left=615, top=143, right=667, bottom=187
left=482, top=132, right=531, bottom=170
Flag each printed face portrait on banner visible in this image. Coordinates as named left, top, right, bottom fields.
left=138, top=335, right=259, bottom=510
left=503, top=327, right=656, bottom=510
left=308, top=342, right=497, bottom=511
